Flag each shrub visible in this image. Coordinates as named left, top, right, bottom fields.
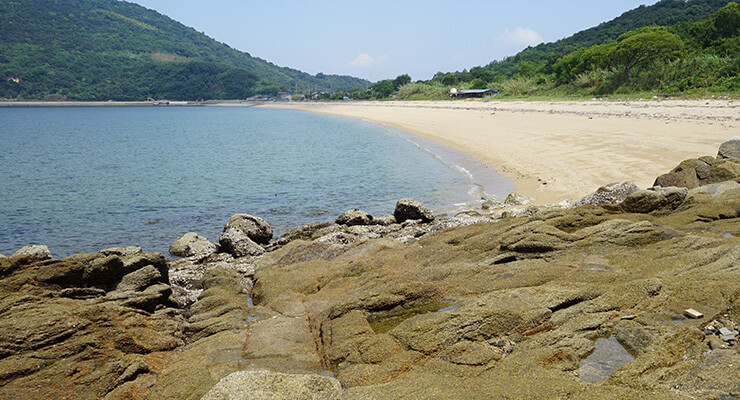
left=470, top=78, right=487, bottom=89
left=441, top=74, right=458, bottom=86
left=498, top=76, right=539, bottom=95
left=397, top=82, right=451, bottom=99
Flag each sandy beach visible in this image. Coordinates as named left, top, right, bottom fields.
left=264, top=99, right=739, bottom=204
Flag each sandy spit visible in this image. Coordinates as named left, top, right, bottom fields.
left=263, top=99, right=739, bottom=204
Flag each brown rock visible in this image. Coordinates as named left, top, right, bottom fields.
left=83, top=255, right=125, bottom=287
left=335, top=209, right=373, bottom=226
left=708, top=159, right=740, bottom=184
left=223, top=214, right=273, bottom=245
left=115, top=265, right=162, bottom=292
left=575, top=182, right=640, bottom=206
left=717, top=136, right=740, bottom=159
left=169, top=232, right=218, bottom=258
left=219, top=228, right=265, bottom=258
left=11, top=245, right=53, bottom=260
left=653, top=158, right=712, bottom=189
left=394, top=198, right=434, bottom=223
left=621, top=186, right=688, bottom=213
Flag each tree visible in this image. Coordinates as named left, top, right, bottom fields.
left=470, top=78, right=487, bottom=89
left=714, top=2, right=740, bottom=37
left=610, top=27, right=684, bottom=82
left=441, top=73, right=457, bottom=86
left=393, top=74, right=411, bottom=88
left=371, top=80, right=395, bottom=98
left=516, top=61, right=537, bottom=77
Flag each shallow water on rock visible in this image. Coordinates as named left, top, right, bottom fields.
left=578, top=335, right=635, bottom=383
left=367, top=302, right=451, bottom=334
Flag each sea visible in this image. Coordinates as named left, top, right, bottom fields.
left=0, top=106, right=512, bottom=258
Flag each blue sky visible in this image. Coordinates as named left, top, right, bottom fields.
left=129, top=0, right=660, bottom=82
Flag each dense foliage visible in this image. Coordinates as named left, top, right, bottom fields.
left=400, top=0, right=739, bottom=99
left=434, top=0, right=733, bottom=82
left=0, top=0, right=369, bottom=100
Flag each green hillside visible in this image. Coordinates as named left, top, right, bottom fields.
left=434, top=0, right=735, bottom=83
left=401, top=0, right=739, bottom=98
left=0, top=0, right=369, bottom=101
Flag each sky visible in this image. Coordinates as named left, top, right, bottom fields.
left=129, top=0, right=661, bottom=82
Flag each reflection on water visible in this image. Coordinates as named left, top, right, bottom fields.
left=578, top=335, right=635, bottom=383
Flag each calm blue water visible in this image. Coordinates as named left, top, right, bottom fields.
left=0, top=106, right=510, bottom=258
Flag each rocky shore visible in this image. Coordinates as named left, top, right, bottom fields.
left=2, top=139, right=740, bottom=399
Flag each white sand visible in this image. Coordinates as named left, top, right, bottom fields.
left=264, top=99, right=739, bottom=204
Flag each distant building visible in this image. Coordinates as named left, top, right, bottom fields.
left=277, top=91, right=305, bottom=102
left=450, top=88, right=499, bottom=98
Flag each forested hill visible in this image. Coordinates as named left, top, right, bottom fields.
left=0, top=0, right=369, bottom=101
left=439, top=0, right=733, bottom=80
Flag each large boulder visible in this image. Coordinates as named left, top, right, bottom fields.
left=335, top=209, right=373, bottom=226
left=223, top=214, right=273, bottom=245
left=717, top=136, right=740, bottom=159
left=219, top=228, right=265, bottom=258
left=654, top=155, right=740, bottom=190
left=169, top=232, right=218, bottom=258
left=575, top=182, right=639, bottom=207
left=653, top=157, right=714, bottom=189
left=621, top=186, right=688, bottom=213
left=11, top=245, right=52, bottom=260
left=201, top=371, right=342, bottom=400
left=394, top=198, right=434, bottom=223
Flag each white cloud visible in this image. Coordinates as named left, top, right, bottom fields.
left=493, top=27, right=544, bottom=48
left=345, top=53, right=388, bottom=68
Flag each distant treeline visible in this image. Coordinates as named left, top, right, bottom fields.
left=405, top=0, right=739, bottom=98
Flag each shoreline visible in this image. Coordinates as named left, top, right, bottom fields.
left=359, top=122, right=515, bottom=205
left=3, top=98, right=737, bottom=205
left=261, top=99, right=739, bottom=204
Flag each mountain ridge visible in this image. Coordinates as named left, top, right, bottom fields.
left=0, top=0, right=369, bottom=101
